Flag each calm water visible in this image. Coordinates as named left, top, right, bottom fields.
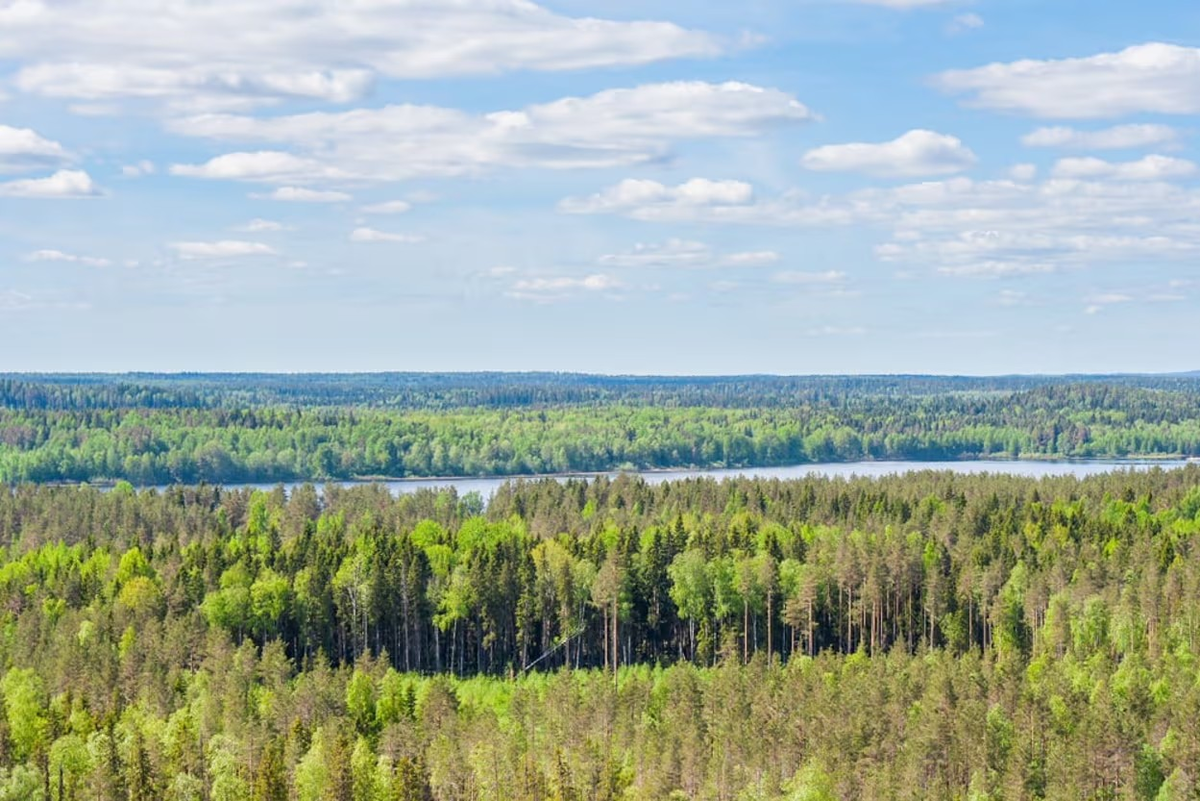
left=211, top=459, right=1195, bottom=501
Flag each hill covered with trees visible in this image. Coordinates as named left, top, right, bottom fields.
left=0, top=468, right=1199, bottom=798
left=2, top=374, right=1200, bottom=484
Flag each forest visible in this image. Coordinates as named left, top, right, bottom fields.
left=0, top=467, right=1199, bottom=798
left=3, top=374, right=1200, bottom=484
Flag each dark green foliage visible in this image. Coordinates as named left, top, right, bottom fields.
left=2, top=374, right=1200, bottom=484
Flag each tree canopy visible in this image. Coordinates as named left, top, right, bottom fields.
left=0, top=467, right=1197, bottom=797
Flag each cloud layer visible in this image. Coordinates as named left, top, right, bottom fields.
left=0, top=0, right=722, bottom=111
left=0, top=125, right=70, bottom=173
left=1021, top=124, right=1181, bottom=150
left=170, top=241, right=278, bottom=259
left=802, top=130, right=977, bottom=177
left=0, top=170, right=100, bottom=198
left=169, top=81, right=814, bottom=184
left=567, top=170, right=1200, bottom=278
left=938, top=43, right=1200, bottom=118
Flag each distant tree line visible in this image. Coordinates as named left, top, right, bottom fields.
left=2, top=382, right=1200, bottom=484
left=5, top=372, right=1200, bottom=411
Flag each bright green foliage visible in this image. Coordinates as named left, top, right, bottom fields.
left=1, top=668, right=47, bottom=761
left=785, top=761, right=837, bottom=801
left=0, top=469, right=1195, bottom=797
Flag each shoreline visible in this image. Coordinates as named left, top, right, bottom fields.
left=344, top=454, right=1197, bottom=485
left=51, top=454, right=1199, bottom=491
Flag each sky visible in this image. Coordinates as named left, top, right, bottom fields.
left=1, top=0, right=1200, bottom=375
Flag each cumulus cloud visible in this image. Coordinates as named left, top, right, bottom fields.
left=560, top=178, right=860, bottom=227
left=0, top=0, right=722, bottom=111
left=26, top=249, right=111, bottom=267
left=170, top=240, right=278, bottom=259
left=1050, top=155, right=1196, bottom=181
left=560, top=178, right=757, bottom=216
left=169, top=81, right=815, bottom=183
left=801, top=130, right=977, bottom=178
left=0, top=124, right=70, bottom=172
left=597, top=239, right=779, bottom=269
left=569, top=170, right=1200, bottom=277
left=171, top=151, right=349, bottom=182
left=506, top=273, right=622, bottom=302
left=1022, top=124, right=1181, bottom=150
left=0, top=169, right=101, bottom=198
left=937, top=43, right=1200, bottom=118
left=867, top=178, right=1200, bottom=275
left=251, top=187, right=351, bottom=203
left=349, top=227, right=423, bottom=243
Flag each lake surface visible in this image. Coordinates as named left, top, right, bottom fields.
left=213, top=459, right=1195, bottom=501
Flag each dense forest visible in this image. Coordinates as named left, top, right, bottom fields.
left=2, top=374, right=1200, bottom=484
left=8, top=373, right=1200, bottom=411
left=0, top=468, right=1200, bottom=798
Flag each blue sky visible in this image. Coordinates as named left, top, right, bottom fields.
left=2, top=0, right=1199, bottom=374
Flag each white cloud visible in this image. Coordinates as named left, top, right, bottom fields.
left=236, top=219, right=290, bottom=233
left=0, top=0, right=722, bottom=111
left=867, top=178, right=1200, bottom=275
left=938, top=43, right=1200, bottom=118
left=1022, top=124, right=1181, bottom=150
left=723, top=251, right=782, bottom=267
left=1009, top=164, right=1038, bottom=182
left=561, top=178, right=863, bottom=227
left=360, top=200, right=412, bottom=215
left=597, top=239, right=779, bottom=269
left=25, top=249, right=111, bottom=267
left=570, top=171, right=1200, bottom=277
left=802, top=130, right=977, bottom=178
left=1051, top=155, right=1196, bottom=181
left=170, top=240, right=278, bottom=259
left=506, top=273, right=623, bottom=302
left=120, top=160, right=155, bottom=177
left=169, top=81, right=814, bottom=183
left=0, top=169, right=101, bottom=198
left=0, top=124, right=70, bottom=172
left=251, top=187, right=351, bottom=203
left=947, top=13, right=984, bottom=35
left=349, top=227, right=423, bottom=243
left=937, top=258, right=1057, bottom=277
left=171, top=151, right=348, bottom=183
left=772, top=270, right=847, bottom=284
left=561, top=178, right=756, bottom=215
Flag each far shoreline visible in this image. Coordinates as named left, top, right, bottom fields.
left=43, top=453, right=1200, bottom=491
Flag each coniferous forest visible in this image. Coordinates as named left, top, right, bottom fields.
left=2, top=374, right=1200, bottom=799
left=1, top=466, right=1200, bottom=798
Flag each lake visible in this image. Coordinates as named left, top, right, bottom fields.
left=213, top=459, right=1195, bottom=501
